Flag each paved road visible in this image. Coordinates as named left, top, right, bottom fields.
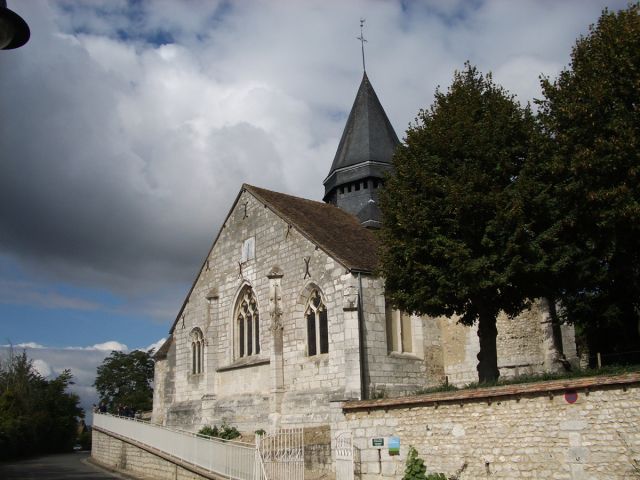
left=0, top=452, right=128, bottom=479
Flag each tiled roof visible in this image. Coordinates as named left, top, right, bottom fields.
left=245, top=184, right=378, bottom=272
left=323, top=72, right=399, bottom=197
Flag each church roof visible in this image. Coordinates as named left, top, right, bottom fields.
left=245, top=184, right=378, bottom=272
left=168, top=184, right=379, bottom=334
left=153, top=335, right=172, bottom=360
left=323, top=72, right=399, bottom=195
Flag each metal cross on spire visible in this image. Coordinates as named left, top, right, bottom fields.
left=356, top=18, right=367, bottom=72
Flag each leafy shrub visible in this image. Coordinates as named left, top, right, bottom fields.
left=404, top=446, right=427, bottom=480
left=404, top=446, right=447, bottom=480
left=198, top=425, right=220, bottom=437
left=198, top=422, right=240, bottom=440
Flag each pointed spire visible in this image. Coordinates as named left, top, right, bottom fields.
left=324, top=73, right=399, bottom=193
left=322, top=73, right=399, bottom=228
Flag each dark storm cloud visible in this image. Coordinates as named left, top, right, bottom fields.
left=0, top=0, right=629, bottom=321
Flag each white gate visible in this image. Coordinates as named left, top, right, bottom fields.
left=335, top=431, right=354, bottom=480
left=256, top=427, right=304, bottom=480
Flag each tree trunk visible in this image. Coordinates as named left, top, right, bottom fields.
left=541, top=297, right=570, bottom=373
left=476, top=310, right=499, bottom=383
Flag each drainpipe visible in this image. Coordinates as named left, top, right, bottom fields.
left=357, top=272, right=368, bottom=400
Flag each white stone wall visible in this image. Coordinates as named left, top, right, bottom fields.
left=153, top=186, right=580, bottom=433
left=362, top=277, right=444, bottom=398
left=92, top=429, right=212, bottom=480
left=335, top=378, right=640, bottom=479
left=159, top=190, right=371, bottom=430
left=442, top=301, right=578, bottom=386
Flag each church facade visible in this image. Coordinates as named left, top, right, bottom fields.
left=151, top=73, right=577, bottom=432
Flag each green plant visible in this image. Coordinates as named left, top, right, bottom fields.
left=198, top=422, right=240, bottom=440
left=198, top=425, right=220, bottom=437
left=404, top=446, right=447, bottom=480
left=404, top=446, right=426, bottom=480
left=255, top=428, right=266, bottom=436
left=427, top=473, right=447, bottom=480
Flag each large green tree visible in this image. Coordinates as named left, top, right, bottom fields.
left=531, top=4, right=640, bottom=363
left=379, top=64, right=535, bottom=383
left=0, top=350, right=83, bottom=459
left=94, top=349, right=154, bottom=413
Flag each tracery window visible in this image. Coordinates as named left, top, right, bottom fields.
left=190, top=328, right=204, bottom=374
left=306, top=289, right=328, bottom=356
left=235, top=286, right=260, bottom=358
left=385, top=304, right=413, bottom=354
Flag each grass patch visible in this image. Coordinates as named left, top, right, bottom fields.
left=414, top=364, right=640, bottom=396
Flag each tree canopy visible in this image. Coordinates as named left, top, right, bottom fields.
left=94, top=349, right=154, bottom=413
left=378, top=64, right=536, bottom=382
left=0, top=350, right=83, bottom=460
left=531, top=4, right=640, bottom=363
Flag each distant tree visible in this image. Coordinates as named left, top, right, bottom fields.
left=532, top=4, right=640, bottom=363
left=94, top=349, right=154, bottom=413
left=0, top=350, right=83, bottom=459
left=379, top=63, right=536, bottom=382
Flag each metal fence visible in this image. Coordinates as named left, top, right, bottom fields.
left=334, top=431, right=354, bottom=480
left=93, top=413, right=262, bottom=480
left=256, top=427, right=304, bottom=480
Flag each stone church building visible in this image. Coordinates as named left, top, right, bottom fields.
left=151, top=73, right=577, bottom=432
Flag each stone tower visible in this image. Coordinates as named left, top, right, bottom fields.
left=322, top=72, right=400, bottom=228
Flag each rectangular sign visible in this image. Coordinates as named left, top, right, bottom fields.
left=388, top=436, right=400, bottom=455
left=371, top=437, right=385, bottom=448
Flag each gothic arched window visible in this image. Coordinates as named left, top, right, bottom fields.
left=190, top=328, right=204, bottom=374
left=235, top=286, right=260, bottom=358
left=306, top=289, right=328, bottom=356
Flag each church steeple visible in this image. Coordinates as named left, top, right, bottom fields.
left=323, top=72, right=399, bottom=228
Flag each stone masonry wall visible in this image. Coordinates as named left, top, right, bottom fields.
left=160, top=189, right=367, bottom=431
left=362, top=276, right=444, bottom=398
left=334, top=374, right=640, bottom=479
left=442, top=300, right=578, bottom=386
left=92, top=429, right=217, bottom=480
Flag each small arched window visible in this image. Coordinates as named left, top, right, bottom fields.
left=306, top=289, right=328, bottom=356
left=190, top=328, right=204, bottom=374
left=235, top=286, right=260, bottom=358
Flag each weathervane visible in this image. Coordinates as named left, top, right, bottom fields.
left=357, top=18, right=367, bottom=72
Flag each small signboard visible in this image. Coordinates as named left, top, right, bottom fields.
left=371, top=437, right=385, bottom=449
left=564, top=390, right=578, bottom=404
left=388, top=436, right=400, bottom=456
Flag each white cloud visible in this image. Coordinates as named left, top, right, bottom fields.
left=32, top=358, right=53, bottom=377
left=144, top=338, right=166, bottom=354
left=0, top=0, right=630, bottom=343
left=90, top=341, right=129, bottom=352
left=64, top=341, right=129, bottom=352
left=14, top=342, right=45, bottom=349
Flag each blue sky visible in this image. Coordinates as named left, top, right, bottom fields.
left=0, top=0, right=629, bottom=415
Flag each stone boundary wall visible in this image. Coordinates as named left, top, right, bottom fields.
left=337, top=373, right=640, bottom=479
left=92, top=428, right=223, bottom=480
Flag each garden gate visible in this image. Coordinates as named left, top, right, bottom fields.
left=256, top=427, right=304, bottom=480
left=335, top=431, right=354, bottom=480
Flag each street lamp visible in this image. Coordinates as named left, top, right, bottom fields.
left=0, top=0, right=29, bottom=50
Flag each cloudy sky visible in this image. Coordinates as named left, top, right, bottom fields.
left=0, top=0, right=628, bottom=414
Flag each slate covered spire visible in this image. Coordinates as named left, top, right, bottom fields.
left=323, top=72, right=399, bottom=228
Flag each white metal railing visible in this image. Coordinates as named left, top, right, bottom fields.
left=93, top=413, right=261, bottom=480
left=256, top=427, right=304, bottom=480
